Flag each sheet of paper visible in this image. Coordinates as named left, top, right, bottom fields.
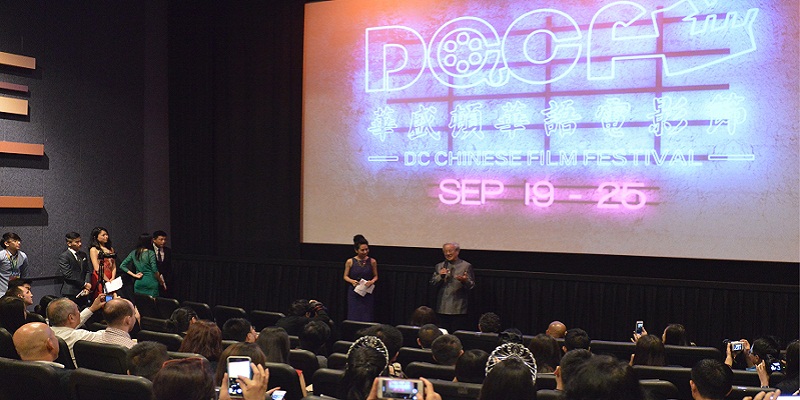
left=354, top=279, right=375, bottom=297
left=105, top=276, right=123, bottom=292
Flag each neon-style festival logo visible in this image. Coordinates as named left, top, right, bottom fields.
left=360, top=0, right=760, bottom=210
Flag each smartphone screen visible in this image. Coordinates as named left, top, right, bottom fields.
left=635, top=321, right=644, bottom=334
left=380, top=378, right=422, bottom=399
left=227, top=356, right=252, bottom=398
left=271, top=390, right=287, bottom=400
left=105, top=294, right=113, bottom=302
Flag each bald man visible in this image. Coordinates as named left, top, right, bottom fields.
left=12, top=322, right=73, bottom=390
left=546, top=321, right=567, bottom=339
left=97, top=298, right=139, bottom=349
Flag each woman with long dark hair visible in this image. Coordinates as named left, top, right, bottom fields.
left=88, top=227, right=117, bottom=298
left=119, top=233, right=166, bottom=297
left=630, top=334, right=667, bottom=366
left=0, top=295, right=27, bottom=335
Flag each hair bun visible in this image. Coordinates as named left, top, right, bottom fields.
left=353, top=234, right=366, bottom=243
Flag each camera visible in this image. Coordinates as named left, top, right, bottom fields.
left=730, top=341, right=744, bottom=352
left=377, top=377, right=424, bottom=399
left=766, top=355, right=783, bottom=373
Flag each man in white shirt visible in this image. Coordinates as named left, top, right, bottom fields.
left=48, top=294, right=107, bottom=366
left=98, top=298, right=139, bottom=349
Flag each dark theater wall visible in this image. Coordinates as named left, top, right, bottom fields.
left=0, top=2, right=167, bottom=285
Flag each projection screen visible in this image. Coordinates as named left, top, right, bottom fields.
left=302, top=0, right=799, bottom=262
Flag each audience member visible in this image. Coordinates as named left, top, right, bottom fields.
left=299, top=319, right=331, bottom=362
left=410, top=305, right=440, bottom=327
left=0, top=295, right=27, bottom=335
left=546, top=321, right=568, bottom=339
left=222, top=318, right=258, bottom=343
left=555, top=349, right=593, bottom=391
left=255, top=326, right=308, bottom=397
left=256, top=326, right=290, bottom=363
left=563, top=328, right=590, bottom=353
left=4, top=281, right=43, bottom=323
left=214, top=342, right=267, bottom=384
left=152, top=357, right=215, bottom=400
left=359, top=324, right=404, bottom=368
left=418, top=323, right=444, bottom=349
left=179, top=320, right=223, bottom=369
left=431, top=334, right=464, bottom=366
left=478, top=357, right=536, bottom=400
left=528, top=333, right=561, bottom=373
left=339, top=336, right=389, bottom=400
left=0, top=232, right=28, bottom=293
left=663, top=323, right=690, bottom=346
left=11, top=322, right=71, bottom=390
left=478, top=312, right=501, bottom=333
left=564, top=355, right=645, bottom=400
left=690, top=359, right=733, bottom=400
left=499, top=328, right=524, bottom=345
left=168, top=306, right=197, bottom=335
left=726, top=337, right=780, bottom=371
left=630, top=334, right=667, bottom=366
left=98, top=298, right=139, bottom=349
left=455, top=348, right=488, bottom=383
left=275, top=298, right=331, bottom=336
left=47, top=295, right=107, bottom=364
left=775, top=339, right=799, bottom=393
left=127, top=341, right=169, bottom=381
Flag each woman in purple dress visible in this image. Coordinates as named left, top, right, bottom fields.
left=343, top=234, right=378, bottom=321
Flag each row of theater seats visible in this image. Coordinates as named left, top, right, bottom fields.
left=132, top=294, right=286, bottom=331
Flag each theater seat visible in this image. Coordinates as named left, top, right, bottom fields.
left=311, top=368, right=344, bottom=398
left=340, top=320, right=380, bottom=341
left=265, top=362, right=305, bottom=400
left=396, top=325, right=421, bottom=348
left=397, top=346, right=434, bottom=367
left=327, top=352, right=347, bottom=370
left=289, top=348, right=320, bottom=378
left=137, top=329, right=184, bottom=351
left=332, top=340, right=354, bottom=354
left=453, top=331, right=499, bottom=353
left=664, top=344, right=723, bottom=367
left=590, top=339, right=636, bottom=361
left=536, top=373, right=557, bottom=390
left=0, top=328, right=20, bottom=359
left=727, top=386, right=777, bottom=400
left=429, top=378, right=482, bottom=400
left=213, top=304, right=248, bottom=329
left=250, top=310, right=285, bottom=331
left=632, top=365, right=692, bottom=400
left=181, top=300, right=214, bottom=321
left=405, top=361, right=456, bottom=381
left=155, top=297, right=181, bottom=320
left=535, top=389, right=565, bottom=400
left=56, top=336, right=76, bottom=369
left=639, top=379, right=680, bottom=400
left=69, top=367, right=153, bottom=400
left=0, top=356, right=69, bottom=400
left=73, top=340, right=129, bottom=374
left=133, top=293, right=158, bottom=319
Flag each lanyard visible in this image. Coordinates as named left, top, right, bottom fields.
left=5, top=250, right=18, bottom=275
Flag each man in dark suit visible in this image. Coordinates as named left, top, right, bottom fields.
left=57, top=232, right=91, bottom=305
left=152, top=230, right=171, bottom=293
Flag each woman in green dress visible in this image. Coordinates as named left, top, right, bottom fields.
left=119, top=233, right=166, bottom=297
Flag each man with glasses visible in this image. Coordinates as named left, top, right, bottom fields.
left=0, top=232, right=29, bottom=293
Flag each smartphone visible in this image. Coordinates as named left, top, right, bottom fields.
left=227, top=356, right=252, bottom=398
left=104, top=294, right=113, bottom=302
left=730, top=341, right=744, bottom=352
left=377, top=377, right=424, bottom=399
left=271, top=390, right=287, bottom=400
left=635, top=320, right=644, bottom=334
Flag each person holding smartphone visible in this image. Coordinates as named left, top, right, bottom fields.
left=218, top=361, right=278, bottom=400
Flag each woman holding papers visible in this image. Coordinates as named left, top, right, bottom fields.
left=119, top=233, right=166, bottom=297
left=89, top=226, right=118, bottom=298
left=343, top=234, right=378, bottom=321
